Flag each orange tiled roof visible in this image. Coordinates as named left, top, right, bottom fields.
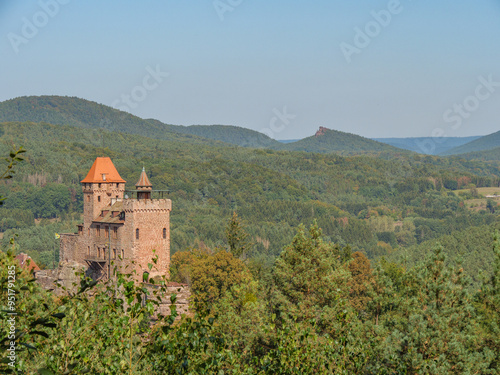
left=81, top=157, right=126, bottom=183
left=135, top=167, right=152, bottom=188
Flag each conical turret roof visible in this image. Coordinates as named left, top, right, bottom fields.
left=135, top=167, right=152, bottom=189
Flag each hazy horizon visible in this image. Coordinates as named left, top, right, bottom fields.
left=1, top=1, right=499, bottom=140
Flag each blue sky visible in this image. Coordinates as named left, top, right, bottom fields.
left=1, top=0, right=500, bottom=139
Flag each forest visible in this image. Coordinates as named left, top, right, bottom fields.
left=1, top=100, right=500, bottom=373
left=1, top=214, right=500, bottom=373
left=1, top=120, right=500, bottom=276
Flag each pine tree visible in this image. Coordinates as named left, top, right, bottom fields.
left=225, top=211, right=251, bottom=259
left=273, top=222, right=351, bottom=319
left=347, top=251, right=376, bottom=315
left=477, top=231, right=500, bottom=372
left=378, top=246, right=494, bottom=374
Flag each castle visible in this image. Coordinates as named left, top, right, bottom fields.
left=59, top=157, right=172, bottom=280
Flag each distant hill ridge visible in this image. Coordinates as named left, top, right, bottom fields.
left=5, top=95, right=498, bottom=157
left=0, top=95, right=409, bottom=155
left=0, top=95, right=187, bottom=141
left=146, top=119, right=281, bottom=148
left=0, top=96, right=279, bottom=149
left=0, top=96, right=426, bottom=155
left=277, top=126, right=406, bottom=155
left=374, top=136, right=482, bottom=155
left=441, top=130, right=500, bottom=155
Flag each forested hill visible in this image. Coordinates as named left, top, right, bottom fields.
left=0, top=96, right=280, bottom=149
left=146, top=120, right=281, bottom=148
left=374, top=136, right=481, bottom=155
left=386, top=223, right=500, bottom=285
left=451, top=147, right=500, bottom=161
left=2, top=96, right=406, bottom=155
left=0, top=95, right=177, bottom=139
left=443, top=129, right=500, bottom=155
left=279, top=126, right=406, bottom=155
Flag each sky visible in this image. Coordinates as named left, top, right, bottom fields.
left=1, top=0, right=500, bottom=140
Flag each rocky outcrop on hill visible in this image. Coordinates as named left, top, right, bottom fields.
left=314, top=126, right=329, bottom=137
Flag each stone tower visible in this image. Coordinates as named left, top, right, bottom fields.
left=81, top=157, right=126, bottom=226
left=60, top=157, right=172, bottom=280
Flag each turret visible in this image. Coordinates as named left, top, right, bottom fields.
left=135, top=167, right=153, bottom=200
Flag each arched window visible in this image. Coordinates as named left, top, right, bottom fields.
left=163, top=228, right=167, bottom=239
left=136, top=228, right=139, bottom=240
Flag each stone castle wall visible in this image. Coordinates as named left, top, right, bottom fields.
left=82, top=182, right=125, bottom=225
left=123, top=199, right=172, bottom=278
left=59, top=233, right=79, bottom=263
left=59, top=197, right=172, bottom=281
left=35, top=266, right=190, bottom=319
left=148, top=283, right=191, bottom=317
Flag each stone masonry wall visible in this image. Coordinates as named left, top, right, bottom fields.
left=82, top=182, right=125, bottom=226
left=59, top=234, right=79, bottom=264
left=149, top=283, right=191, bottom=317
left=35, top=265, right=190, bottom=319
left=123, top=199, right=172, bottom=279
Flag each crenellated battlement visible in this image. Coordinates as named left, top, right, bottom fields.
left=122, top=198, right=172, bottom=212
